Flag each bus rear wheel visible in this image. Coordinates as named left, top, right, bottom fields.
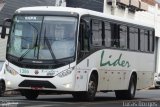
left=21, top=90, right=39, bottom=100
left=115, top=75, right=137, bottom=100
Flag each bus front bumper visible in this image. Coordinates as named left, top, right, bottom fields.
left=5, top=74, right=75, bottom=92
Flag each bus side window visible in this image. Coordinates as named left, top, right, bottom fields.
left=104, top=21, right=111, bottom=47
left=149, top=30, right=153, bottom=52
left=79, top=19, right=89, bottom=52
left=129, top=27, right=138, bottom=51
left=91, top=20, right=102, bottom=46
left=144, top=30, right=149, bottom=52
left=111, top=23, right=120, bottom=48
left=140, top=29, right=145, bottom=52
left=119, top=25, right=127, bottom=49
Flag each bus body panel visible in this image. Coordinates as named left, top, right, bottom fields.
left=4, top=61, right=79, bottom=91
left=76, top=49, right=154, bottom=91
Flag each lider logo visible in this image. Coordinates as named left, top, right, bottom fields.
left=100, top=50, right=131, bottom=68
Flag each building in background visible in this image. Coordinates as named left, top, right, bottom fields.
left=103, top=0, right=160, bottom=36
left=0, top=0, right=5, bottom=11
left=66, top=0, right=104, bottom=12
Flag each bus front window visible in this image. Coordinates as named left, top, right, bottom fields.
left=8, top=16, right=77, bottom=61
left=39, top=16, right=77, bottom=60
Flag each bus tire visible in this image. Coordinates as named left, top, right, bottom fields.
left=84, top=74, right=98, bottom=101
left=0, top=81, right=5, bottom=97
left=115, top=75, right=137, bottom=100
left=72, top=74, right=97, bottom=101
left=155, top=86, right=159, bottom=89
left=22, top=90, right=39, bottom=100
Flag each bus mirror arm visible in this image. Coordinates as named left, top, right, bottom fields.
left=1, top=18, right=12, bottom=39
left=81, top=19, right=89, bottom=24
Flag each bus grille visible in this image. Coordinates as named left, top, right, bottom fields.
left=18, top=80, right=56, bottom=89
left=20, top=74, right=54, bottom=78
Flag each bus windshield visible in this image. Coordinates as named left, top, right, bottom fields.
left=7, top=16, right=77, bottom=61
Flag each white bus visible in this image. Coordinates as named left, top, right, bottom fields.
left=1, top=6, right=155, bottom=101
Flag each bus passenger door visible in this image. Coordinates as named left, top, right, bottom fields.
left=75, top=19, right=90, bottom=91
left=77, top=19, right=90, bottom=61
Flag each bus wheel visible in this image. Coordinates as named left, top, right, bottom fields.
left=22, top=90, right=39, bottom=100
left=0, top=81, right=5, bottom=97
left=72, top=74, right=97, bottom=101
left=155, top=86, right=159, bottom=89
left=115, top=75, right=137, bottom=100
left=84, top=74, right=98, bottom=101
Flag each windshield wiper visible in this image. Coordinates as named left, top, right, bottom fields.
left=18, top=22, right=39, bottom=61
left=28, top=22, right=39, bottom=57
left=44, top=27, right=56, bottom=59
left=18, top=33, right=39, bottom=61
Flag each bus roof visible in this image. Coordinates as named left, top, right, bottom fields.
left=16, top=6, right=154, bottom=29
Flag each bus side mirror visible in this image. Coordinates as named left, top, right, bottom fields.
left=1, top=18, right=12, bottom=39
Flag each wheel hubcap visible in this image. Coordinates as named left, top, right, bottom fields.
left=88, top=81, right=96, bottom=95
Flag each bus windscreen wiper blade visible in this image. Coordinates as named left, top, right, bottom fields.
left=44, top=27, right=56, bottom=59
left=18, top=22, right=39, bottom=61
left=18, top=33, right=39, bottom=61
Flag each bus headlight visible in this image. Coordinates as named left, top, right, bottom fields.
left=5, top=65, right=18, bottom=76
left=57, top=67, right=74, bottom=78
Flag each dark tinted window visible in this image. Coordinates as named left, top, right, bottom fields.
left=129, top=27, right=138, bottom=50
left=149, top=30, right=154, bottom=52
left=134, top=28, right=139, bottom=50
left=140, top=29, right=145, bottom=51
left=144, top=30, right=149, bottom=52
left=111, top=24, right=119, bottom=48
left=104, top=22, right=111, bottom=47
left=91, top=20, right=102, bottom=46
left=89, top=18, right=154, bottom=53
left=79, top=20, right=89, bottom=51
left=119, top=25, right=127, bottom=49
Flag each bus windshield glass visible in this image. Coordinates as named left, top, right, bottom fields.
left=7, top=16, right=77, bottom=60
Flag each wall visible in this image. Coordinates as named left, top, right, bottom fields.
left=103, top=0, right=135, bottom=19
left=66, top=0, right=104, bottom=12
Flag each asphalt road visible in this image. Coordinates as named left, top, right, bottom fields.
left=0, top=89, right=160, bottom=107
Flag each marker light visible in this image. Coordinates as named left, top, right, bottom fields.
left=63, top=83, right=72, bottom=88
left=5, top=64, right=18, bottom=76
left=6, top=81, right=11, bottom=86
left=57, top=67, right=74, bottom=78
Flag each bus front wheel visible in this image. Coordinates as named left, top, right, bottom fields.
left=115, top=75, right=137, bottom=100
left=85, top=74, right=98, bottom=101
left=72, top=74, right=98, bottom=101
left=155, top=86, right=159, bottom=89
left=21, top=90, right=39, bottom=100
left=0, top=81, right=5, bottom=97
